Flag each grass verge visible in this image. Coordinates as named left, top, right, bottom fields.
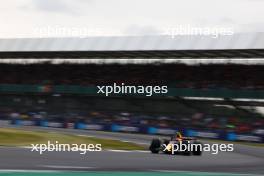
left=0, top=128, right=145, bottom=150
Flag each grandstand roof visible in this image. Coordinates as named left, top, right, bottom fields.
left=0, top=33, right=264, bottom=58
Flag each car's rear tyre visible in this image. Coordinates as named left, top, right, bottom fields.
left=149, top=139, right=161, bottom=154
left=192, top=141, right=202, bottom=156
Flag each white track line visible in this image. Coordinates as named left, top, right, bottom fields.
left=18, top=146, right=149, bottom=153
left=105, top=149, right=148, bottom=153
left=134, top=150, right=149, bottom=153
left=76, top=134, right=148, bottom=145
left=77, top=134, right=95, bottom=138
left=0, top=170, right=62, bottom=173
left=121, top=140, right=148, bottom=145
left=40, top=165, right=95, bottom=169
left=105, top=149, right=133, bottom=152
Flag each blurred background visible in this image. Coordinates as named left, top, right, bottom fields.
left=0, top=60, right=263, bottom=142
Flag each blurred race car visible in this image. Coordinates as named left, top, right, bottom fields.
left=149, top=132, right=202, bottom=155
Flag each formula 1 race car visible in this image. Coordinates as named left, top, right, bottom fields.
left=149, top=132, right=202, bottom=155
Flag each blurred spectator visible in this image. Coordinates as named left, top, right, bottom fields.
left=0, top=63, right=263, bottom=90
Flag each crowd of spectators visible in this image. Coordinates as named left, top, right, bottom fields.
left=0, top=63, right=263, bottom=137
left=0, top=63, right=264, bottom=90
left=2, top=109, right=263, bottom=135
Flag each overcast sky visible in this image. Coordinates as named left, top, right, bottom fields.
left=1, top=0, right=264, bottom=38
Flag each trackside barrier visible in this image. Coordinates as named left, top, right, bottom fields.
left=148, top=127, right=178, bottom=135
left=11, top=119, right=35, bottom=126
left=9, top=120, right=264, bottom=143
left=183, top=129, right=263, bottom=143
left=111, top=124, right=139, bottom=133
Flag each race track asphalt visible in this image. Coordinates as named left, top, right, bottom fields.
left=0, top=125, right=263, bottom=175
